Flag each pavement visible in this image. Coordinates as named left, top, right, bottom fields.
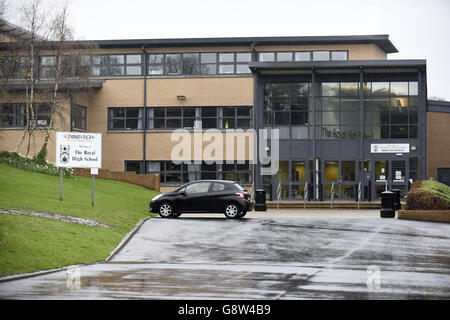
left=0, top=211, right=449, bottom=299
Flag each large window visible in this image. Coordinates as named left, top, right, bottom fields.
left=71, top=104, right=87, bottom=130
left=259, top=50, right=348, bottom=62
left=264, top=83, right=311, bottom=139
left=92, top=54, right=142, bottom=77
left=108, top=107, right=143, bottom=130
left=318, top=82, right=360, bottom=139
left=364, top=81, right=418, bottom=139
left=0, top=104, right=25, bottom=127
left=147, top=52, right=252, bottom=76
left=147, top=106, right=252, bottom=130
left=143, top=160, right=252, bottom=184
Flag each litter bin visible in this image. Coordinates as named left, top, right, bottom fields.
left=254, top=189, right=267, bottom=211
left=380, top=190, right=395, bottom=218
left=392, top=189, right=401, bottom=211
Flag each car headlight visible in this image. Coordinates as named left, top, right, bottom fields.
left=151, top=194, right=163, bottom=202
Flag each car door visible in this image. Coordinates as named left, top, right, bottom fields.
left=181, top=181, right=212, bottom=212
left=208, top=182, right=232, bottom=212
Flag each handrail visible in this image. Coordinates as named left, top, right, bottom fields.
left=276, top=182, right=281, bottom=210
left=358, top=181, right=362, bottom=210
left=304, top=181, right=308, bottom=209
left=330, top=182, right=335, bottom=209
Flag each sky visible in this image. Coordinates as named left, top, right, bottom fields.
left=5, top=0, right=450, bottom=100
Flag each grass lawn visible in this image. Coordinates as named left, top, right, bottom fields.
left=0, top=163, right=159, bottom=276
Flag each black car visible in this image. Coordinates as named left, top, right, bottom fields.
left=149, top=180, right=252, bottom=219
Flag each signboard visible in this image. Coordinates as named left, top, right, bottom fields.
left=56, top=132, right=102, bottom=168
left=371, top=144, right=409, bottom=154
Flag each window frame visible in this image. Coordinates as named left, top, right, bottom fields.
left=108, top=107, right=144, bottom=131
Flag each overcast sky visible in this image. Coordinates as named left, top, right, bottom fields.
left=6, top=0, right=450, bottom=100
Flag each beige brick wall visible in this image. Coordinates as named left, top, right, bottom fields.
left=0, top=96, right=71, bottom=161
left=427, top=112, right=450, bottom=179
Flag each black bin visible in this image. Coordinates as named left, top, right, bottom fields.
left=392, top=189, right=401, bottom=210
left=380, top=190, right=395, bottom=218
left=254, top=189, right=267, bottom=211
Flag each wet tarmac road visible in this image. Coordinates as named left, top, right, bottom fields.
left=0, top=216, right=449, bottom=299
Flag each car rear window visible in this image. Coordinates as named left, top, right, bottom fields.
left=234, top=183, right=245, bottom=191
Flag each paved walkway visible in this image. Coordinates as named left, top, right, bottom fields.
left=1, top=215, right=448, bottom=299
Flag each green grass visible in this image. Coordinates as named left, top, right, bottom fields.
left=0, top=163, right=159, bottom=276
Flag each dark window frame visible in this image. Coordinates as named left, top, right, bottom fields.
left=108, top=107, right=144, bottom=131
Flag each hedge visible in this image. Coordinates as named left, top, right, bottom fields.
left=405, top=180, right=450, bottom=210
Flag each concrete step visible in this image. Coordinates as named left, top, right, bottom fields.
left=266, top=201, right=383, bottom=210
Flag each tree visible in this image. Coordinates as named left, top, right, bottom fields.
left=1, top=0, right=97, bottom=158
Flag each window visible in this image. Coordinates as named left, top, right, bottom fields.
left=259, top=52, right=275, bottom=62
left=125, top=161, right=143, bottom=174
left=182, top=53, right=200, bottom=75
left=71, top=104, right=87, bottom=130
left=277, top=52, right=293, bottom=61
left=0, top=104, right=25, bottom=127
left=294, top=52, right=311, bottom=61
left=126, top=54, right=142, bottom=75
left=201, top=107, right=217, bottom=128
left=108, top=107, right=143, bottom=130
left=0, top=56, right=20, bottom=78
left=146, top=160, right=251, bottom=184
left=319, top=82, right=360, bottom=140
left=212, top=182, right=226, bottom=192
left=364, top=81, right=419, bottom=139
left=200, top=53, right=217, bottom=75
left=313, top=51, right=330, bottom=61
left=148, top=54, right=164, bottom=75
left=186, top=182, right=212, bottom=195
left=76, top=55, right=91, bottom=76
left=92, top=55, right=108, bottom=76
left=264, top=83, right=311, bottom=139
left=109, top=55, right=125, bottom=76
left=34, top=104, right=52, bottom=127
left=219, top=106, right=252, bottom=129
left=166, top=54, right=181, bottom=75
left=331, top=51, right=348, bottom=61
left=40, top=56, right=57, bottom=78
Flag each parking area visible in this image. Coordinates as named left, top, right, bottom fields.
left=0, top=212, right=449, bottom=299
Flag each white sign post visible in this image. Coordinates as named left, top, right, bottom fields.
left=56, top=132, right=102, bottom=205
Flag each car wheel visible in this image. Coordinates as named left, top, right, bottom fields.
left=158, top=202, right=173, bottom=218
left=224, top=203, right=241, bottom=219
left=237, top=210, right=247, bottom=219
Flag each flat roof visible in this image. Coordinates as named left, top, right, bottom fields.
left=249, top=59, right=426, bottom=75
left=87, top=35, right=398, bottom=54
left=428, top=100, right=450, bottom=113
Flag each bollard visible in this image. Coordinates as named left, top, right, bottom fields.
left=380, top=190, right=395, bottom=218
left=254, top=189, right=267, bottom=211
left=392, top=189, right=401, bottom=211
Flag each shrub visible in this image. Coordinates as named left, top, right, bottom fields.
left=406, top=180, right=450, bottom=210
left=0, top=151, right=73, bottom=178
left=406, top=190, right=448, bottom=210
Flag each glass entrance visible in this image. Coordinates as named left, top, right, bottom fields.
left=323, top=160, right=357, bottom=200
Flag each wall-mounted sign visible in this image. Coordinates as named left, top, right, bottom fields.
left=371, top=143, right=409, bottom=154
left=56, top=132, right=102, bottom=168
